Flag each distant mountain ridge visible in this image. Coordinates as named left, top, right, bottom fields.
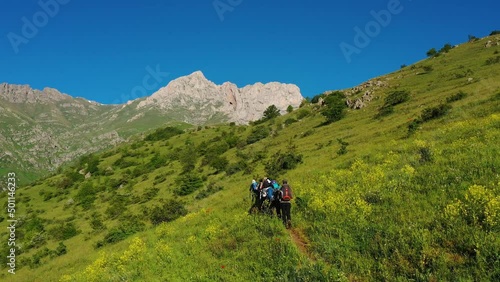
left=0, top=71, right=303, bottom=180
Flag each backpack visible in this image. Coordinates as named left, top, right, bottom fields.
left=282, top=185, right=292, bottom=201
left=267, top=186, right=274, bottom=201
left=271, top=180, right=280, bottom=189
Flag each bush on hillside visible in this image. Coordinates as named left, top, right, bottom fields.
left=75, top=182, right=97, bottom=210
left=439, top=43, right=453, bottom=54
left=446, top=91, right=468, bottom=103
left=384, top=90, right=410, bottom=107
left=296, top=108, right=311, bottom=119
left=262, top=104, right=281, bottom=121
left=174, top=172, right=204, bottom=196
left=485, top=56, right=500, bottom=65
left=311, top=94, right=325, bottom=104
left=426, top=48, right=438, bottom=57
left=246, top=126, right=270, bottom=144
left=209, top=156, right=229, bottom=173
left=468, top=34, right=479, bottom=42
left=144, top=126, right=184, bottom=141
left=284, top=118, right=297, bottom=125
left=420, top=104, right=452, bottom=122
left=265, top=150, right=303, bottom=179
left=422, top=65, right=434, bottom=73
left=149, top=199, right=188, bottom=225
left=96, top=214, right=145, bottom=248
left=195, top=182, right=224, bottom=200
left=178, top=142, right=198, bottom=173
left=321, top=91, right=347, bottom=124
left=48, top=222, right=79, bottom=240
left=407, top=104, right=452, bottom=135
left=376, top=90, right=410, bottom=118
left=490, top=30, right=500, bottom=36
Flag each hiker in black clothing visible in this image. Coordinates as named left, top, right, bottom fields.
left=271, top=187, right=282, bottom=218
left=258, top=177, right=272, bottom=212
left=279, top=179, right=293, bottom=229
left=248, top=179, right=260, bottom=214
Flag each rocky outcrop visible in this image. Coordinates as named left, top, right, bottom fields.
left=136, top=71, right=303, bottom=124
left=0, top=83, right=71, bottom=104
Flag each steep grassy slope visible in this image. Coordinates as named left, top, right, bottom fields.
left=1, top=35, right=499, bottom=281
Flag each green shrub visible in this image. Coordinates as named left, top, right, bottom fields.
left=420, top=104, right=452, bottom=122
left=426, top=48, right=438, bottom=57
left=265, top=150, right=303, bottom=179
left=112, top=157, right=137, bottom=169
left=321, top=91, right=347, bottom=124
left=337, top=138, right=349, bottom=156
left=75, top=182, right=97, bottom=210
left=209, top=156, right=229, bottom=173
left=90, top=213, right=106, bottom=232
left=439, top=43, right=453, bottom=54
left=383, top=90, right=410, bottom=107
left=144, top=126, right=184, bottom=141
left=96, top=215, right=145, bottom=247
left=49, top=222, right=79, bottom=240
left=247, top=126, right=270, bottom=144
left=149, top=199, right=188, bottom=225
left=375, top=105, right=394, bottom=118
left=174, top=173, right=204, bottom=196
left=262, top=104, right=281, bottom=121
left=286, top=105, right=294, bottom=113
left=296, top=108, right=311, bottom=119
left=284, top=118, right=297, bottom=125
left=490, top=30, right=500, bottom=36
left=446, top=91, right=468, bottom=103
left=53, top=242, right=67, bottom=257
left=226, top=160, right=252, bottom=175
left=485, top=56, right=500, bottom=65
left=195, top=183, right=224, bottom=200
left=153, top=174, right=167, bottom=185
left=147, top=153, right=168, bottom=170
left=422, top=65, right=434, bottom=72
left=141, top=187, right=160, bottom=203
left=311, top=93, right=325, bottom=104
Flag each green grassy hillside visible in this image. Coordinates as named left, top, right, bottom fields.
left=1, top=35, right=499, bottom=281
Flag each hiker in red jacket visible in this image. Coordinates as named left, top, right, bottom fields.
left=279, top=179, right=293, bottom=229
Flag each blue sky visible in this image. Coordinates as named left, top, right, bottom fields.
left=0, top=0, right=498, bottom=104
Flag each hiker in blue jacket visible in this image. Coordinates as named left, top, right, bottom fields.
left=279, top=179, right=293, bottom=229
left=248, top=179, right=260, bottom=214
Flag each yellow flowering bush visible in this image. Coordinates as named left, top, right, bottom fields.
left=445, top=184, right=499, bottom=229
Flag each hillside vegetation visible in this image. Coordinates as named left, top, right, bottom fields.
left=1, top=35, right=500, bottom=281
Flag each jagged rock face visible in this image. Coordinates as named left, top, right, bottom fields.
left=0, top=83, right=71, bottom=104
left=137, top=71, right=303, bottom=124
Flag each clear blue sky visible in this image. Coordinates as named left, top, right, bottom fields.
left=1, top=0, right=498, bottom=104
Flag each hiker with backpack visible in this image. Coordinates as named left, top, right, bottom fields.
left=279, top=179, right=293, bottom=229
left=248, top=179, right=260, bottom=214
left=270, top=180, right=282, bottom=218
left=258, top=177, right=272, bottom=212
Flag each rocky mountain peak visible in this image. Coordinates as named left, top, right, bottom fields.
left=136, top=71, right=303, bottom=124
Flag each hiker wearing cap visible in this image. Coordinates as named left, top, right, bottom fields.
left=279, top=179, right=293, bottom=228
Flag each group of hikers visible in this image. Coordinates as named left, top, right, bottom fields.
left=248, top=177, right=293, bottom=229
